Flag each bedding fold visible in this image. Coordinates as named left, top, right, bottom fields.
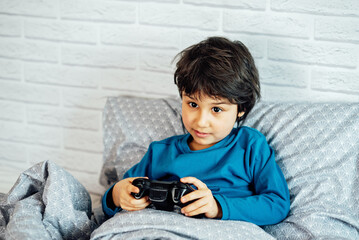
left=0, top=160, right=97, bottom=240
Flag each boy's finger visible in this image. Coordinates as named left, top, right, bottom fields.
left=182, top=202, right=209, bottom=217
left=189, top=205, right=212, bottom=217
left=181, top=188, right=211, bottom=203
left=128, top=185, right=139, bottom=194
left=184, top=207, right=204, bottom=217
left=130, top=196, right=150, bottom=205
left=181, top=197, right=207, bottom=214
left=181, top=177, right=207, bottom=190
left=125, top=201, right=151, bottom=211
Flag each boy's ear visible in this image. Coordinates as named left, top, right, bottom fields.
left=237, top=111, right=245, bottom=118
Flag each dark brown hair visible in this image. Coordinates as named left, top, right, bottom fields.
left=173, top=36, right=260, bottom=124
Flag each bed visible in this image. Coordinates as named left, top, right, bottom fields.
left=1, top=96, right=359, bottom=239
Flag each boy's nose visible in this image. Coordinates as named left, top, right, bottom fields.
left=196, top=111, right=210, bottom=128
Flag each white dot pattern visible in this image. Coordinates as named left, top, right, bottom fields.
left=244, top=102, right=359, bottom=239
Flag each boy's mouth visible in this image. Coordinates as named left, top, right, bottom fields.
left=194, top=130, right=210, bottom=138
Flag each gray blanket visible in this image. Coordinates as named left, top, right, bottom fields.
left=0, top=161, right=274, bottom=240
left=0, top=161, right=96, bottom=240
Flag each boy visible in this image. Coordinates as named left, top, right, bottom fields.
left=102, top=37, right=290, bottom=226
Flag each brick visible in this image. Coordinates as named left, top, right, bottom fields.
left=0, top=15, right=22, bottom=37
left=139, top=3, right=220, bottom=30
left=102, top=69, right=177, bottom=95
left=223, top=9, right=311, bottom=38
left=100, top=69, right=140, bottom=92
left=64, top=129, right=103, bottom=153
left=311, top=69, right=359, bottom=93
left=262, top=84, right=359, bottom=102
left=101, top=25, right=180, bottom=49
left=261, top=85, right=311, bottom=102
left=258, top=61, right=309, bottom=88
left=315, top=17, right=359, bottom=43
left=138, top=71, right=178, bottom=96
left=0, top=59, right=21, bottom=80
left=61, top=0, right=136, bottom=23
left=0, top=0, right=57, bottom=18
left=25, top=19, right=97, bottom=44
left=63, top=89, right=108, bottom=110
left=0, top=141, right=27, bottom=163
left=62, top=45, right=136, bottom=69
left=271, top=0, right=359, bottom=16
left=27, top=106, right=101, bottom=130
left=24, top=63, right=98, bottom=88
left=140, top=49, right=177, bottom=73
left=309, top=90, right=359, bottom=102
left=0, top=121, right=62, bottom=147
left=0, top=39, right=59, bottom=63
left=0, top=100, right=24, bottom=122
left=0, top=165, right=28, bottom=193
left=28, top=147, right=102, bottom=174
left=268, top=39, right=358, bottom=68
left=0, top=81, right=60, bottom=105
left=184, top=0, right=266, bottom=9
left=141, top=0, right=179, bottom=2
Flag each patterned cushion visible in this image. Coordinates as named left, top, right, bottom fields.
left=99, top=96, right=184, bottom=187
left=100, top=96, right=359, bottom=238
left=243, top=102, right=359, bottom=239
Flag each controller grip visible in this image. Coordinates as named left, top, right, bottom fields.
left=131, top=178, right=149, bottom=199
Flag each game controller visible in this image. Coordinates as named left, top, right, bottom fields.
left=131, top=178, right=195, bottom=212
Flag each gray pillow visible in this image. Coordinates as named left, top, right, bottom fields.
left=243, top=102, right=359, bottom=238
left=99, top=96, right=184, bottom=188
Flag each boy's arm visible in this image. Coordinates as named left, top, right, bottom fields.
left=102, top=177, right=151, bottom=217
left=102, top=184, right=122, bottom=217
left=215, top=137, right=290, bottom=226
left=101, top=144, right=154, bottom=217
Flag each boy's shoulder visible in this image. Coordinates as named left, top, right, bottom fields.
left=238, top=126, right=266, bottom=140
left=237, top=126, right=271, bottom=151
left=235, top=126, right=270, bottom=148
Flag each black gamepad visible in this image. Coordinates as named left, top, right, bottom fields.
left=131, top=178, right=195, bottom=212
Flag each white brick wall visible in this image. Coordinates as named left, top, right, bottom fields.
left=0, top=0, right=358, bottom=194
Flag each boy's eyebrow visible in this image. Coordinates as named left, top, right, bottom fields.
left=213, top=101, right=231, bottom=105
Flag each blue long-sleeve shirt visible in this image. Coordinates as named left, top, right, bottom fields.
left=102, top=127, right=290, bottom=225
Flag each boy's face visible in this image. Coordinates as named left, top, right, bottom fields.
left=181, top=92, right=244, bottom=151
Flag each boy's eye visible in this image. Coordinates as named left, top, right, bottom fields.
left=212, top=107, right=222, bottom=113
left=189, top=102, right=198, bottom=108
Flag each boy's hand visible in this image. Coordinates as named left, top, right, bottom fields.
left=112, top=177, right=151, bottom=211
left=180, top=177, right=222, bottom=219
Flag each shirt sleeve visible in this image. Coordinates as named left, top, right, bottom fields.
left=101, top=143, right=154, bottom=217
left=214, top=136, right=290, bottom=226
left=102, top=184, right=122, bottom=217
